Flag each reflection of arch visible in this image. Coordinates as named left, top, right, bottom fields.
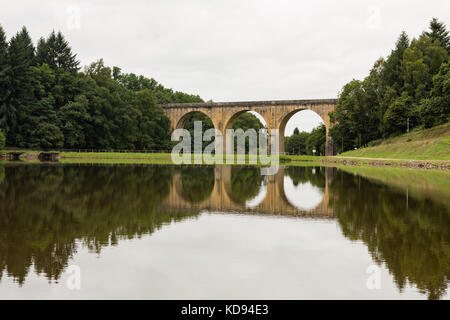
left=162, top=165, right=334, bottom=217
left=283, top=178, right=324, bottom=211
left=179, top=167, right=215, bottom=203
left=245, top=180, right=267, bottom=208
left=282, top=166, right=327, bottom=211
left=227, top=166, right=266, bottom=206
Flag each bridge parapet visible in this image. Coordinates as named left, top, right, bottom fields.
left=159, top=99, right=338, bottom=109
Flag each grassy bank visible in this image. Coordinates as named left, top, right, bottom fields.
left=1, top=150, right=322, bottom=165
left=340, top=122, right=450, bottom=160
left=58, top=152, right=322, bottom=166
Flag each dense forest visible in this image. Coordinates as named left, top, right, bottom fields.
left=0, top=25, right=204, bottom=150
left=329, top=18, right=450, bottom=152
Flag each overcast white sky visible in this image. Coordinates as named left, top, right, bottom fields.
left=1, top=1, right=449, bottom=133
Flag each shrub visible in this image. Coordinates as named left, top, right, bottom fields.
left=367, top=139, right=384, bottom=147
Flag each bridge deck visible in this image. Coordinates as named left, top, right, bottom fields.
left=159, top=99, right=338, bottom=108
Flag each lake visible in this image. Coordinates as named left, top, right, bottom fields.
left=0, top=164, right=449, bottom=299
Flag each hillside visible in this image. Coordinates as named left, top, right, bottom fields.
left=340, top=122, right=450, bottom=160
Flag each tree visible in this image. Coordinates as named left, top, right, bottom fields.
left=425, top=18, right=450, bottom=52
left=6, top=27, right=35, bottom=146
left=286, top=131, right=309, bottom=155
left=116, top=69, right=203, bottom=104
left=377, top=32, right=410, bottom=127
left=332, top=18, right=449, bottom=145
left=0, top=25, right=9, bottom=140
left=31, top=122, right=64, bottom=148
left=329, top=79, right=380, bottom=151
left=233, top=112, right=265, bottom=132
left=183, top=112, right=214, bottom=151
left=383, top=92, right=412, bottom=136
left=380, top=32, right=410, bottom=94
left=35, top=31, right=79, bottom=72
left=306, top=125, right=326, bottom=155
left=0, top=24, right=206, bottom=150
left=418, top=62, right=450, bottom=127
left=58, top=95, right=90, bottom=148
left=134, top=89, right=172, bottom=150
left=230, top=112, right=266, bottom=153
left=0, top=128, right=5, bottom=150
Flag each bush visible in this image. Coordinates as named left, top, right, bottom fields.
left=0, top=129, right=5, bottom=150
left=367, top=139, right=384, bottom=147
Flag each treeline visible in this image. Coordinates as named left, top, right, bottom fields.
left=329, top=18, right=450, bottom=152
left=0, top=25, right=203, bottom=150
left=285, top=125, right=326, bottom=155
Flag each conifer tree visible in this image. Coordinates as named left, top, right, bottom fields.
left=0, top=25, right=9, bottom=141
left=425, top=18, right=450, bottom=52
left=41, top=31, right=79, bottom=72
left=35, top=37, right=49, bottom=65
left=6, top=27, right=35, bottom=146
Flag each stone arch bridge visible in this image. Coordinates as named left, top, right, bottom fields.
left=159, top=99, right=337, bottom=155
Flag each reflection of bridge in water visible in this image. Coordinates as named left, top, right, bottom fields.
left=160, top=166, right=335, bottom=218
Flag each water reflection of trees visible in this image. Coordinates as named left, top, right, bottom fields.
left=180, top=167, right=215, bottom=203
left=2, top=164, right=449, bottom=299
left=0, top=165, right=197, bottom=285
left=230, top=167, right=265, bottom=205
left=330, top=171, right=450, bottom=300
left=284, top=166, right=325, bottom=189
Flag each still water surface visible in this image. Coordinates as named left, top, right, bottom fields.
left=0, top=164, right=449, bottom=299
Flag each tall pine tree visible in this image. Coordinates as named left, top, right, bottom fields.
left=425, top=18, right=450, bottom=52
left=6, top=27, right=35, bottom=146
left=36, top=31, right=79, bottom=72
left=0, top=25, right=10, bottom=142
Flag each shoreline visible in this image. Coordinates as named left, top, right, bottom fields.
left=320, top=156, right=450, bottom=170
left=1, top=151, right=449, bottom=170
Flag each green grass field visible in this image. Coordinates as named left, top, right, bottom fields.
left=58, top=152, right=321, bottom=166
left=341, top=122, right=450, bottom=160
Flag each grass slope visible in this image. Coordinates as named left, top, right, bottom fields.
left=341, top=122, right=450, bottom=160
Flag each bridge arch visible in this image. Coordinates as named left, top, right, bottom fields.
left=175, top=110, right=215, bottom=130
left=223, top=110, right=270, bottom=131
left=222, top=110, right=269, bottom=154
left=278, top=108, right=327, bottom=155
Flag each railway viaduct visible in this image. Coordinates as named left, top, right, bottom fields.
left=159, top=99, right=337, bottom=156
